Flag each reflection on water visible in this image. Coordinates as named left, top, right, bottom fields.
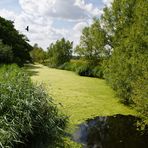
left=73, top=114, right=148, bottom=148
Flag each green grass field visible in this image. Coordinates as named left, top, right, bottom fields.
left=25, top=64, right=137, bottom=147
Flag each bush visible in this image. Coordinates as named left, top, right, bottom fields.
left=92, top=66, right=104, bottom=78
left=0, top=64, right=68, bottom=148
left=75, top=64, right=93, bottom=77
left=58, top=62, right=71, bottom=70
left=59, top=60, right=104, bottom=78
left=58, top=60, right=85, bottom=71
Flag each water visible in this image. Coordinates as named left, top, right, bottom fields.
left=72, top=114, right=148, bottom=148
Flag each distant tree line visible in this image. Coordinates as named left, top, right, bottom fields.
left=30, top=38, right=73, bottom=68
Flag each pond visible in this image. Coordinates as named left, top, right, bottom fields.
left=72, top=114, right=148, bottom=148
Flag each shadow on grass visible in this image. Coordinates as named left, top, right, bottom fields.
left=24, top=64, right=41, bottom=76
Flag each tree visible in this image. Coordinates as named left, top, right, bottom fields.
left=30, top=44, right=48, bottom=64
left=0, top=16, right=32, bottom=65
left=47, top=38, right=73, bottom=67
left=75, top=19, right=107, bottom=64
left=103, top=0, right=148, bottom=112
left=0, top=41, right=13, bottom=63
left=101, top=0, right=137, bottom=48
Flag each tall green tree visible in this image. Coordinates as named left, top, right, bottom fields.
left=75, top=19, right=107, bottom=64
left=0, top=16, right=32, bottom=65
left=101, top=0, right=137, bottom=48
left=103, top=0, right=148, bottom=115
left=47, top=38, right=73, bottom=67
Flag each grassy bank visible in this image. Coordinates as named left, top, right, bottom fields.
left=25, top=64, right=137, bottom=147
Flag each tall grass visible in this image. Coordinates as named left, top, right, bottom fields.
left=0, top=64, right=68, bottom=148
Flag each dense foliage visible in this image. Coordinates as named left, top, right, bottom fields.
left=0, top=41, right=13, bottom=64
left=75, top=19, right=107, bottom=63
left=30, top=44, right=48, bottom=64
left=0, top=16, right=32, bottom=65
left=47, top=38, right=73, bottom=67
left=102, top=0, right=148, bottom=116
left=60, top=60, right=104, bottom=78
left=0, top=64, right=68, bottom=148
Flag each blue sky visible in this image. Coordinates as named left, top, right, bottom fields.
left=0, top=0, right=112, bottom=49
left=0, top=0, right=21, bottom=13
left=0, top=0, right=104, bottom=12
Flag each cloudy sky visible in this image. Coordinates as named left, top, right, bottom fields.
left=0, top=0, right=112, bottom=50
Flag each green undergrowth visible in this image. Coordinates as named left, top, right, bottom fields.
left=0, top=64, right=68, bottom=148
left=58, top=59, right=104, bottom=78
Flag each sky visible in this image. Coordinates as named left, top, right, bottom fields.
left=0, top=0, right=112, bottom=50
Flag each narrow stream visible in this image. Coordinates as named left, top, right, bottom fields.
left=72, top=114, right=148, bottom=148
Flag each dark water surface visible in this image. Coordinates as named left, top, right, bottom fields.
left=72, top=114, right=148, bottom=148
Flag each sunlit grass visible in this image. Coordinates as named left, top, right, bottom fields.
left=26, top=64, right=137, bottom=147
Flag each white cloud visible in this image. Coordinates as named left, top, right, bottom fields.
left=102, top=0, right=113, bottom=7
left=75, top=0, right=103, bottom=16
left=0, top=9, right=16, bottom=20
left=19, top=0, right=89, bottom=21
left=73, top=22, right=87, bottom=32
left=0, top=0, right=105, bottom=49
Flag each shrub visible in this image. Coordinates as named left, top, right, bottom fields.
left=58, top=62, right=71, bottom=70
left=58, top=60, right=83, bottom=71
left=58, top=60, right=104, bottom=78
left=0, top=64, right=68, bottom=148
left=92, top=66, right=104, bottom=78
left=59, top=60, right=93, bottom=76
left=75, top=64, right=93, bottom=77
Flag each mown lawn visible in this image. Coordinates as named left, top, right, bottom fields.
left=25, top=64, right=137, bottom=147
